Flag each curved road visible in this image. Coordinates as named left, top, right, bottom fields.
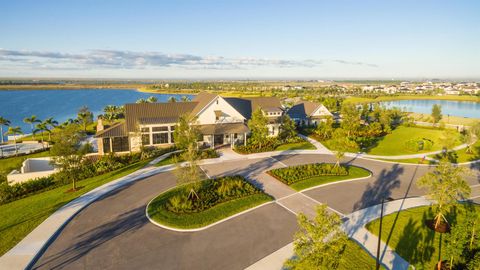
left=32, top=154, right=480, bottom=270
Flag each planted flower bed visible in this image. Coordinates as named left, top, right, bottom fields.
left=147, top=175, right=273, bottom=229
left=268, top=163, right=371, bottom=191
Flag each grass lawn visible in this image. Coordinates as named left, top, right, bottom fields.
left=367, top=126, right=462, bottom=156
left=270, top=165, right=371, bottom=191
left=275, top=140, right=316, bottom=151
left=409, top=112, right=480, bottom=127
left=370, top=157, right=435, bottom=165
left=340, top=240, right=385, bottom=270
left=429, top=140, right=480, bottom=163
left=147, top=179, right=273, bottom=229
left=0, top=150, right=51, bottom=175
left=154, top=153, right=179, bottom=167
left=366, top=204, right=480, bottom=269
left=0, top=159, right=150, bottom=256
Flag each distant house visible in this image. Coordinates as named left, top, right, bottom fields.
left=95, top=92, right=284, bottom=154
left=286, top=101, right=333, bottom=127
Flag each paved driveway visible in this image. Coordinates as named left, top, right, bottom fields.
left=32, top=170, right=298, bottom=270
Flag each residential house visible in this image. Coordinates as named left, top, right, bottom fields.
left=95, top=92, right=284, bottom=154
left=287, top=101, right=333, bottom=127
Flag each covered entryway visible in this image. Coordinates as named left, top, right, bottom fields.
left=197, top=122, right=249, bottom=149
left=213, top=134, right=224, bottom=145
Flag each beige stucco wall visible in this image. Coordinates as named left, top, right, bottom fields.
left=7, top=157, right=57, bottom=185
left=196, top=96, right=245, bottom=124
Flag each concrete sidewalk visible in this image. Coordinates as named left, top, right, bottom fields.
left=246, top=197, right=432, bottom=270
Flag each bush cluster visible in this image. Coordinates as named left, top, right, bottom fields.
left=269, top=163, right=348, bottom=185
left=235, top=136, right=304, bottom=154
left=166, top=175, right=261, bottom=214
left=404, top=138, right=433, bottom=152
left=0, top=146, right=176, bottom=205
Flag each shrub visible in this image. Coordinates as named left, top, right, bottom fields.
left=268, top=163, right=349, bottom=185
left=0, top=176, right=55, bottom=204
left=164, top=175, right=262, bottom=214
left=404, top=138, right=434, bottom=152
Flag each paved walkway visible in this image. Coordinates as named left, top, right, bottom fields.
left=298, top=133, right=332, bottom=154
left=246, top=197, right=432, bottom=270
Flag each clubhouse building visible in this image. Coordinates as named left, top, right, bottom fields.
left=95, top=92, right=332, bottom=155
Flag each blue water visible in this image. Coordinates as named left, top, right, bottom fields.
left=378, top=99, right=480, bottom=119
left=0, top=89, right=192, bottom=138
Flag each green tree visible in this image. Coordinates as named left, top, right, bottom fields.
left=168, top=96, right=177, bottom=103
left=340, top=103, right=360, bottom=137
left=146, top=96, right=158, bottom=103
left=172, top=114, right=202, bottom=200
left=314, top=116, right=334, bottom=140
left=181, top=96, right=190, bottom=102
left=284, top=204, right=348, bottom=270
left=23, top=115, right=41, bottom=139
left=77, top=106, right=93, bottom=132
left=444, top=222, right=469, bottom=268
left=432, top=104, right=443, bottom=125
left=173, top=114, right=200, bottom=150
left=417, top=161, right=471, bottom=229
left=43, top=117, right=58, bottom=141
left=4, top=126, right=23, bottom=155
left=0, top=116, right=11, bottom=144
left=440, top=129, right=459, bottom=153
left=247, top=108, right=269, bottom=148
left=279, top=115, right=297, bottom=142
left=50, top=124, right=88, bottom=191
left=33, top=122, right=48, bottom=145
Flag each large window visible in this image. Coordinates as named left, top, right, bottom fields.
left=153, top=133, right=169, bottom=144
left=142, top=134, right=150, bottom=145
left=112, top=136, right=129, bottom=152
left=103, top=138, right=111, bottom=153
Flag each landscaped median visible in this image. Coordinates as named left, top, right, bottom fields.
left=146, top=175, right=273, bottom=230
left=267, top=163, right=371, bottom=191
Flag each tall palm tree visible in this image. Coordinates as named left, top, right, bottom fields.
left=4, top=126, right=23, bottom=155
left=168, top=96, right=177, bottom=103
left=34, top=122, right=48, bottom=147
left=181, top=96, right=190, bottom=102
left=43, top=117, right=58, bottom=141
left=0, top=116, right=11, bottom=144
left=146, top=96, right=158, bottom=103
left=77, top=106, right=93, bottom=132
left=23, top=115, right=41, bottom=139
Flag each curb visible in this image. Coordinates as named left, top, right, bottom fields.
left=145, top=199, right=274, bottom=232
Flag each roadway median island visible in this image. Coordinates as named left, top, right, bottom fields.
left=146, top=175, right=273, bottom=229
left=267, top=163, right=371, bottom=191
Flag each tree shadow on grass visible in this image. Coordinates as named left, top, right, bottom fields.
left=31, top=206, right=146, bottom=270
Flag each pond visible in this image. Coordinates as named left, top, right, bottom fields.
left=378, top=99, right=480, bottom=118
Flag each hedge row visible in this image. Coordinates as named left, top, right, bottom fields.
left=268, top=163, right=348, bottom=185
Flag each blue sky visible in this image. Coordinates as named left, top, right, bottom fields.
left=1, top=0, right=479, bottom=79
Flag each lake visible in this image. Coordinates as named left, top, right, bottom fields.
left=378, top=99, right=480, bottom=119
left=0, top=89, right=192, bottom=139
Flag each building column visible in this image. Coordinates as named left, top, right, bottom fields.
left=212, top=134, right=215, bottom=149
left=244, top=133, right=247, bottom=146
left=110, top=138, right=113, bottom=153
left=230, top=133, right=234, bottom=149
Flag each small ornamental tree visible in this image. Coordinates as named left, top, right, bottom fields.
left=432, top=104, right=443, bottom=125
left=173, top=114, right=202, bottom=200
left=247, top=108, right=269, bottom=149
left=50, top=124, right=88, bottom=191
left=284, top=204, right=348, bottom=270
left=416, top=161, right=471, bottom=229
left=279, top=115, right=297, bottom=142
left=445, top=222, right=469, bottom=269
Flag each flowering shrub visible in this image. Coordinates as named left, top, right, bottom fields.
left=268, top=163, right=348, bottom=185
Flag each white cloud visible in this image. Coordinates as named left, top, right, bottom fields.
left=0, top=49, right=378, bottom=71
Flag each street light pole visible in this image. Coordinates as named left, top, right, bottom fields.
left=376, top=198, right=384, bottom=270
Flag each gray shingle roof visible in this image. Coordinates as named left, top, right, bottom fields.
left=95, top=122, right=127, bottom=138
left=287, top=101, right=321, bottom=119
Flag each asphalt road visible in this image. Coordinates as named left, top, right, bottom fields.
left=31, top=154, right=480, bottom=270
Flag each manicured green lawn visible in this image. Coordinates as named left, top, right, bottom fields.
left=270, top=165, right=371, bottom=191
left=340, top=240, right=385, bottom=270
left=147, top=179, right=273, bottom=229
left=429, top=140, right=480, bottom=163
left=0, top=159, right=150, bottom=256
left=366, top=204, right=480, bottom=269
left=0, top=150, right=51, bottom=175
left=154, top=154, right=178, bottom=167
left=371, top=157, right=435, bottom=164
left=275, top=141, right=316, bottom=151
left=367, top=126, right=461, bottom=156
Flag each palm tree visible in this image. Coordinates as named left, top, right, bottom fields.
left=77, top=106, right=93, bottom=132
left=4, top=126, right=23, bottom=155
left=136, top=98, right=147, bottom=104
left=168, top=96, right=177, bottom=103
left=23, top=115, right=41, bottom=139
left=0, top=116, right=11, bottom=144
left=34, top=122, right=48, bottom=147
left=146, top=96, right=158, bottom=103
left=181, top=96, right=190, bottom=102
left=43, top=117, right=58, bottom=141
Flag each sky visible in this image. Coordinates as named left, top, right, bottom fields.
left=1, top=0, right=479, bottom=79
